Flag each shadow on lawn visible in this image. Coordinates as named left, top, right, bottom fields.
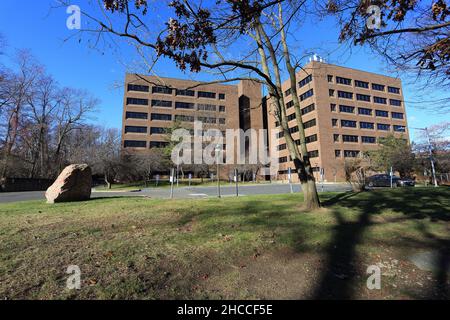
left=311, top=188, right=450, bottom=299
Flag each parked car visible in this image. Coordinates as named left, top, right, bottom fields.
left=366, top=174, right=415, bottom=187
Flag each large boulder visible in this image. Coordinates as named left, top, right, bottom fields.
left=45, top=164, right=92, bottom=203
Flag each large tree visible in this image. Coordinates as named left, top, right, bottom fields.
left=74, top=0, right=322, bottom=209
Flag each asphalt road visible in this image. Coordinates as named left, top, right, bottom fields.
left=0, top=183, right=352, bottom=204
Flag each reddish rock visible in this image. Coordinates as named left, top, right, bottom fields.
left=45, top=164, right=92, bottom=203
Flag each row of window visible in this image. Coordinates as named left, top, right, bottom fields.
left=277, top=134, right=318, bottom=150
left=279, top=150, right=319, bottom=163
left=127, top=83, right=226, bottom=99
left=327, top=76, right=401, bottom=94
left=124, top=140, right=170, bottom=148
left=127, top=98, right=227, bottom=112
left=125, top=112, right=227, bottom=124
left=331, top=104, right=404, bottom=118
left=333, top=134, right=377, bottom=144
left=334, top=150, right=360, bottom=158
left=331, top=118, right=406, bottom=132
left=276, top=119, right=317, bottom=138
left=328, top=91, right=402, bottom=106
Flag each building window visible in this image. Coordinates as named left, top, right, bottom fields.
left=298, top=74, right=312, bottom=88
left=308, top=150, right=319, bottom=158
left=336, top=76, right=352, bottom=85
left=341, top=120, right=357, bottom=128
left=152, top=86, right=173, bottom=94
left=390, top=99, right=402, bottom=106
left=360, top=121, right=374, bottom=129
left=362, top=136, right=376, bottom=144
left=375, top=110, right=389, bottom=117
left=304, top=118, right=317, bottom=129
left=392, top=112, right=404, bottom=119
left=125, top=126, right=147, bottom=134
left=124, top=140, right=146, bottom=148
left=175, top=101, right=195, bottom=109
left=198, top=91, right=216, bottom=99
left=197, top=104, right=216, bottom=111
left=289, top=126, right=299, bottom=134
left=330, top=103, right=336, bottom=112
left=356, top=94, right=371, bottom=102
left=393, top=125, right=406, bottom=132
left=151, top=100, right=172, bottom=108
left=286, top=100, right=294, bottom=109
left=377, top=123, right=390, bottom=131
left=277, top=143, right=287, bottom=151
left=125, top=111, right=148, bottom=119
left=285, top=88, right=292, bottom=96
left=338, top=91, right=353, bottom=99
left=358, top=107, right=372, bottom=116
left=374, top=96, right=387, bottom=104
left=333, top=134, right=339, bottom=142
left=305, top=134, right=318, bottom=144
left=355, top=80, right=369, bottom=88
left=279, top=156, right=288, bottom=163
left=372, top=83, right=385, bottom=91
left=388, top=86, right=400, bottom=94
left=126, top=97, right=148, bottom=106
left=332, top=118, right=338, bottom=127
left=343, top=135, right=358, bottom=143
left=287, top=113, right=296, bottom=122
left=335, top=150, right=341, bottom=158
left=327, top=75, right=333, bottom=82
left=277, top=131, right=284, bottom=138
left=344, top=150, right=360, bottom=158
left=329, top=89, right=335, bottom=97
left=219, top=105, right=226, bottom=112
left=175, top=115, right=194, bottom=122
left=176, top=89, right=195, bottom=96
left=128, top=84, right=149, bottom=92
left=299, top=89, right=314, bottom=101
left=218, top=118, right=226, bottom=124
left=151, top=113, right=172, bottom=121
left=198, top=116, right=217, bottom=124
left=150, top=141, right=169, bottom=148
left=339, top=105, right=355, bottom=113
left=219, top=93, right=225, bottom=100
left=301, top=103, right=315, bottom=115
left=150, top=127, right=166, bottom=134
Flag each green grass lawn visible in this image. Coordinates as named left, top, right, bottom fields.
left=0, top=187, right=449, bottom=299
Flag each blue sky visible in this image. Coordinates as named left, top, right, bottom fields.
left=0, top=0, right=446, bottom=142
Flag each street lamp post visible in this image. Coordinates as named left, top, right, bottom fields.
left=215, top=144, right=221, bottom=198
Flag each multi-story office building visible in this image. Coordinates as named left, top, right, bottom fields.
left=122, top=60, right=409, bottom=182
left=268, top=60, right=409, bottom=182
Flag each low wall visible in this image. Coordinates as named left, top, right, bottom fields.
left=0, top=178, right=54, bottom=192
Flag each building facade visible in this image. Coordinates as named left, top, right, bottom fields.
left=122, top=61, right=409, bottom=182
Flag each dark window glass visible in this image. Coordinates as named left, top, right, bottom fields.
left=287, top=113, right=296, bottom=122
left=301, top=103, right=315, bottom=115
left=372, top=83, right=385, bottom=91
left=329, top=89, right=335, bottom=97
left=374, top=96, right=387, bottom=104
left=197, top=104, right=216, bottom=111
left=286, top=100, right=294, bottom=109
left=341, top=120, right=357, bottom=128
left=308, top=150, right=319, bottom=158
left=150, top=141, right=169, bottom=148
left=360, top=121, right=374, bottom=129
left=175, top=114, right=194, bottom=122
left=175, top=101, right=195, bottom=109
left=285, top=88, right=292, bottom=96
left=198, top=116, right=217, bottom=124
left=176, top=89, right=195, bottom=96
left=332, top=118, right=338, bottom=127
left=335, top=150, right=341, bottom=157
left=277, top=143, right=287, bottom=151
left=343, top=135, right=358, bottom=142
left=219, top=105, right=226, bottom=112
left=338, top=91, right=353, bottom=99
left=298, top=75, right=312, bottom=88
left=218, top=118, right=226, bottom=124
left=358, top=107, right=372, bottom=115
left=125, top=111, right=148, bottom=119
left=355, top=80, right=369, bottom=88
left=390, top=99, right=402, bottom=106
left=151, top=113, right=172, bottom=121
left=388, top=86, right=400, bottom=94
left=219, top=93, right=225, bottom=100
left=127, top=97, right=148, bottom=105
left=362, top=136, right=376, bottom=143
left=289, top=126, right=299, bottom=134
left=330, top=103, right=336, bottom=112
left=333, top=134, right=340, bottom=142
left=150, top=127, right=166, bottom=134
left=356, top=94, right=371, bottom=102
left=128, top=84, right=149, bottom=92
left=393, top=125, right=406, bottom=132
left=376, top=110, right=389, bottom=117
left=152, top=86, right=173, bottom=94
left=339, top=105, right=355, bottom=113
left=124, top=140, right=146, bottom=148
left=151, top=100, right=172, bottom=107
left=336, top=76, right=352, bottom=85
left=279, top=156, right=288, bottom=163
left=327, top=75, right=333, bottom=82
left=344, top=150, right=360, bottom=157
left=392, top=112, right=404, bottom=119
left=305, top=134, right=318, bottom=144
left=125, top=126, right=147, bottom=133
left=198, top=91, right=216, bottom=99
left=377, top=123, right=390, bottom=131
left=299, top=89, right=314, bottom=101
left=304, top=118, right=316, bottom=129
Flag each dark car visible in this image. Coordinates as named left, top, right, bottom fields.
left=366, top=174, right=415, bottom=187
